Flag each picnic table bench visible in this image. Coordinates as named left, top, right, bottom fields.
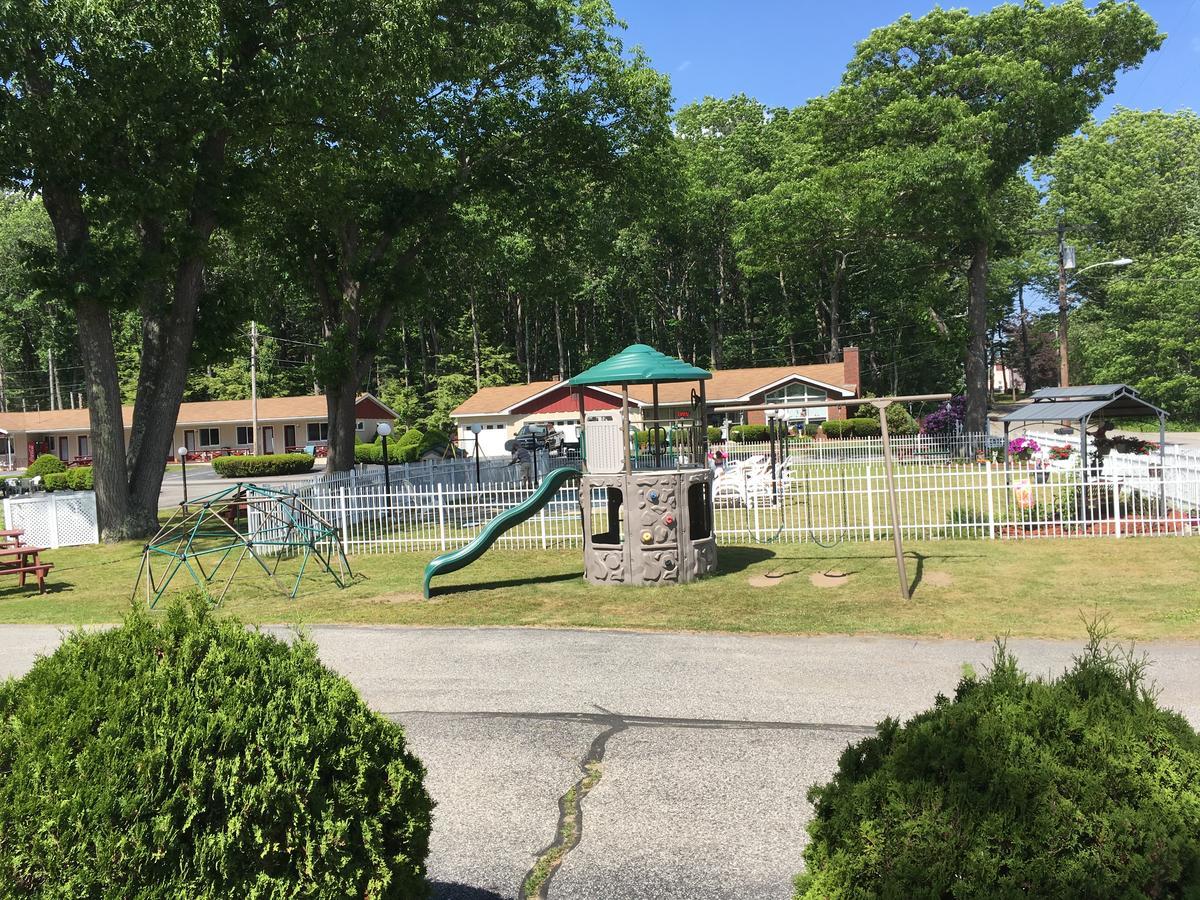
left=0, top=531, right=53, bottom=593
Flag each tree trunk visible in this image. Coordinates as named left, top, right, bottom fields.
left=964, top=238, right=990, bottom=434
left=469, top=290, right=482, bottom=390
left=828, top=255, right=844, bottom=362
left=554, top=299, right=566, bottom=378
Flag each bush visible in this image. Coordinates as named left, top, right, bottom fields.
left=44, top=467, right=94, bottom=492
left=820, top=420, right=851, bottom=438
left=42, top=472, right=70, bottom=491
left=884, top=404, right=920, bottom=436
left=845, top=417, right=880, bottom=437
left=355, top=441, right=415, bottom=464
left=802, top=423, right=820, bottom=438
left=25, top=453, right=66, bottom=478
left=795, top=631, right=1200, bottom=898
left=730, top=424, right=770, bottom=443
left=211, top=452, right=314, bottom=478
left=707, top=426, right=723, bottom=442
left=923, top=394, right=967, bottom=435
left=419, top=428, right=452, bottom=458
left=0, top=597, right=432, bottom=896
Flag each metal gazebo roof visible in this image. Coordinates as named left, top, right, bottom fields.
left=999, top=384, right=1167, bottom=474
left=999, top=384, right=1167, bottom=425
left=569, top=344, right=711, bottom=387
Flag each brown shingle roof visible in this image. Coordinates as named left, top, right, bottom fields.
left=451, top=364, right=855, bottom=416
left=0, top=394, right=390, bottom=434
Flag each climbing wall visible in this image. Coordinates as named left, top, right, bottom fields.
left=580, top=468, right=717, bottom=586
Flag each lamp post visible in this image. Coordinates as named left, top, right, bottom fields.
left=469, top=423, right=483, bottom=484
left=376, top=422, right=393, bottom=495
left=1057, top=249, right=1132, bottom=387
left=178, top=446, right=190, bottom=511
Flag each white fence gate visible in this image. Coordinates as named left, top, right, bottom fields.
left=2, top=491, right=100, bottom=548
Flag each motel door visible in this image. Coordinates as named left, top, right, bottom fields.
left=184, top=430, right=197, bottom=452
left=284, top=425, right=296, bottom=451
left=262, top=426, right=275, bottom=454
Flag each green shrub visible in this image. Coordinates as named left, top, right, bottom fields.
left=355, top=441, right=416, bottom=464
left=68, top=466, right=94, bottom=490
left=211, top=452, right=314, bottom=478
left=25, top=453, right=66, bottom=477
left=42, top=472, right=70, bottom=491
left=885, top=404, right=920, bottom=435
left=795, top=632, right=1200, bottom=898
left=820, top=420, right=850, bottom=438
left=634, top=427, right=668, bottom=446
left=802, top=423, right=820, bottom=438
left=845, top=417, right=880, bottom=437
left=707, top=426, right=723, bottom=442
left=0, top=597, right=432, bottom=896
left=418, top=428, right=451, bottom=458
left=730, top=424, right=770, bottom=443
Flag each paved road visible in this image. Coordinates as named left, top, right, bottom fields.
left=3, top=627, right=1198, bottom=899
left=158, top=467, right=325, bottom=508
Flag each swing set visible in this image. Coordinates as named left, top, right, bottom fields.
left=719, top=393, right=951, bottom=599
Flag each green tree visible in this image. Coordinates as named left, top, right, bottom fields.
left=828, top=0, right=1162, bottom=430
left=1037, top=108, right=1200, bottom=418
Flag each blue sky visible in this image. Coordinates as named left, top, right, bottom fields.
left=611, top=0, right=1200, bottom=119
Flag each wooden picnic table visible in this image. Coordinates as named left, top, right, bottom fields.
left=0, top=543, right=53, bottom=594
left=0, top=528, right=24, bottom=547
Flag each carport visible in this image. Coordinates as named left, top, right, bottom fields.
left=999, top=384, right=1167, bottom=474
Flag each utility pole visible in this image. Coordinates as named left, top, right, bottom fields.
left=47, top=346, right=55, bottom=410
left=1017, top=282, right=1032, bottom=394
left=0, top=347, right=6, bottom=413
left=1056, top=222, right=1073, bottom=388
left=250, top=321, right=260, bottom=455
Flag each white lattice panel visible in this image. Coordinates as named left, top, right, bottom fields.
left=2, top=492, right=99, bottom=549
left=584, top=414, right=623, bottom=474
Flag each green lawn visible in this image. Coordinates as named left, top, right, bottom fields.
left=2, top=535, right=1199, bottom=641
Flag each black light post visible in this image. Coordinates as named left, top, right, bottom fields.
left=377, top=422, right=393, bottom=495
left=177, top=445, right=190, bottom=511
left=470, top=423, right=482, bottom=483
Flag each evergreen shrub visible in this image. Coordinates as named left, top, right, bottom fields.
left=820, top=420, right=850, bottom=438
left=845, top=417, right=881, bottom=437
left=25, top=454, right=66, bottom=478
left=730, top=424, right=770, bottom=443
left=0, top=597, right=433, bottom=897
left=211, top=452, right=314, bottom=478
left=795, top=632, right=1200, bottom=898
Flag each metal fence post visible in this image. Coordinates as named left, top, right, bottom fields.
left=1113, top=478, right=1122, bottom=538
left=539, top=502, right=548, bottom=549
left=338, top=487, right=350, bottom=548
left=437, top=484, right=447, bottom=551
left=866, top=465, right=875, bottom=541
left=985, top=462, right=996, bottom=540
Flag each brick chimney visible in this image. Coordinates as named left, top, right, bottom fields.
left=842, top=346, right=861, bottom=393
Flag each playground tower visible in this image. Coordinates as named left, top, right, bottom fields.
left=569, top=345, right=718, bottom=585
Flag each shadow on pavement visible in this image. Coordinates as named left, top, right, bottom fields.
left=428, top=882, right=506, bottom=900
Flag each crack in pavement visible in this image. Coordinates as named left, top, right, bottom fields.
left=384, top=709, right=878, bottom=736
left=388, top=709, right=876, bottom=899
left=517, top=709, right=627, bottom=900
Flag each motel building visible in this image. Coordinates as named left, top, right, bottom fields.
left=0, top=393, right=398, bottom=471
left=452, top=348, right=861, bottom=457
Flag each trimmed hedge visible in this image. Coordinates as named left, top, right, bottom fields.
left=820, top=420, right=851, bottom=438
left=796, top=634, right=1200, bottom=898
left=211, top=452, right=314, bottom=478
left=0, top=597, right=432, bottom=896
left=43, top=467, right=93, bottom=492
left=802, top=423, right=820, bottom=438
left=730, top=424, right=770, bottom=443
left=846, top=417, right=881, bottom=437
left=25, top=453, right=66, bottom=478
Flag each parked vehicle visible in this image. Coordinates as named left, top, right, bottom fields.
left=505, top=423, right=565, bottom=455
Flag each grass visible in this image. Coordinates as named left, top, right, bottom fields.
left=2, top=535, right=1200, bottom=641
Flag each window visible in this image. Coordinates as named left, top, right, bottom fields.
left=356, top=420, right=365, bottom=431
left=306, top=422, right=329, bottom=442
left=236, top=426, right=253, bottom=445
left=199, top=428, right=221, bottom=447
left=764, top=382, right=829, bottom=422
left=78, top=436, right=90, bottom=458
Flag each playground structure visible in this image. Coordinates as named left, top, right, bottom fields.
left=135, top=483, right=352, bottom=606
left=423, top=344, right=718, bottom=596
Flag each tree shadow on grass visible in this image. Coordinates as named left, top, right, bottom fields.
left=428, top=882, right=505, bottom=900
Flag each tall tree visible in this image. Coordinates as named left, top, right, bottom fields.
left=1, top=0, right=388, bottom=536
left=827, top=0, right=1161, bottom=430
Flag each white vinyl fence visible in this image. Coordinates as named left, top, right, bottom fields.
left=291, top=460, right=1200, bottom=555
left=2, top=491, right=100, bottom=548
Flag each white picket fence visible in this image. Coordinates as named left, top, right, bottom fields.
left=290, top=460, right=1200, bottom=555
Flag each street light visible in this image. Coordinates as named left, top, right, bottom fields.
left=177, top=446, right=190, bottom=511
left=469, top=423, right=483, bottom=484
left=1057, top=253, right=1133, bottom=386
left=376, top=422, right=393, bottom=495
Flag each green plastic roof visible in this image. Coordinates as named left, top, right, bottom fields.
left=569, top=344, right=712, bottom=386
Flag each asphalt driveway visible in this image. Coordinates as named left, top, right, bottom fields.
left=3, top=626, right=1198, bottom=899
